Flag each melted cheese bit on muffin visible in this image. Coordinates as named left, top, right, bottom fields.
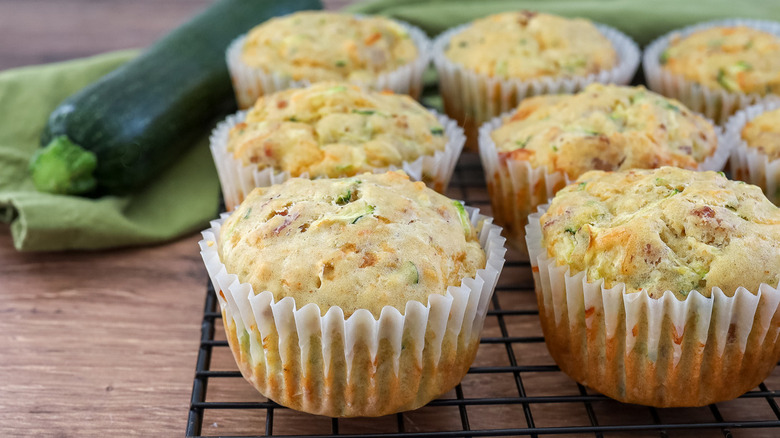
left=541, top=167, right=780, bottom=299
left=241, top=11, right=417, bottom=82
left=219, top=171, right=486, bottom=317
left=660, top=26, right=780, bottom=95
left=445, top=11, right=616, bottom=80
left=227, top=83, right=447, bottom=177
left=491, top=84, right=718, bottom=179
left=742, top=107, right=780, bottom=161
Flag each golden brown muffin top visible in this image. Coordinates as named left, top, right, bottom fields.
left=660, top=26, right=780, bottom=95
left=444, top=11, right=617, bottom=80
left=490, top=84, right=718, bottom=179
left=741, top=107, right=780, bottom=161
left=227, top=83, right=447, bottom=177
left=219, top=171, right=486, bottom=317
left=241, top=11, right=418, bottom=82
left=541, top=167, right=780, bottom=299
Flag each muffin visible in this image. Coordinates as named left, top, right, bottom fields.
left=227, top=11, right=431, bottom=108
left=211, top=82, right=465, bottom=210
left=644, top=19, right=780, bottom=124
left=727, top=100, right=780, bottom=205
left=199, top=171, right=506, bottom=417
left=433, top=11, right=640, bottom=147
left=526, top=167, right=780, bottom=407
left=479, top=83, right=728, bottom=258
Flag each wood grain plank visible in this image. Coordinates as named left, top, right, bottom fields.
left=0, top=227, right=206, bottom=436
left=0, top=0, right=213, bottom=70
left=0, top=0, right=349, bottom=71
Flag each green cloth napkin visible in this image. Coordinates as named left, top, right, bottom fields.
left=0, top=51, right=220, bottom=251
left=348, top=0, right=780, bottom=46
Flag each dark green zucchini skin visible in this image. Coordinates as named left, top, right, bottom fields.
left=39, top=0, right=322, bottom=195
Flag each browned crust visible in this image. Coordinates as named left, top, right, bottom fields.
left=533, top=276, right=780, bottom=407
left=221, top=306, right=480, bottom=417
left=485, top=160, right=566, bottom=256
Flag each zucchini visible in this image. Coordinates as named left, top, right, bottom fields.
left=452, top=200, right=471, bottom=236
left=402, top=261, right=419, bottom=284
left=32, top=0, right=322, bottom=195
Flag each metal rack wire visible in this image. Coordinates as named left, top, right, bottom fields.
left=187, top=153, right=780, bottom=437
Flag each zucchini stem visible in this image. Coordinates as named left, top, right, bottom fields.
left=29, top=136, right=97, bottom=195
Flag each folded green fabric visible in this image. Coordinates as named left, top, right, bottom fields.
left=348, top=0, right=780, bottom=46
left=0, top=51, right=220, bottom=251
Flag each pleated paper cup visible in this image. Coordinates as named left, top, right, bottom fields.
left=227, top=17, right=431, bottom=109
left=199, top=206, right=506, bottom=417
left=433, top=23, right=640, bottom=148
left=644, top=18, right=780, bottom=126
left=726, top=100, right=780, bottom=205
left=210, top=109, right=465, bottom=211
left=525, top=204, right=780, bottom=407
left=478, top=113, right=731, bottom=260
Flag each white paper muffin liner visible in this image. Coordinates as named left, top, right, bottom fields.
left=478, top=112, right=731, bottom=260
left=525, top=203, right=780, bottom=407
left=433, top=22, right=640, bottom=147
left=210, top=109, right=466, bottom=211
left=227, top=17, right=432, bottom=109
left=644, top=18, right=780, bottom=126
left=726, top=100, right=780, bottom=205
left=199, top=206, right=506, bottom=417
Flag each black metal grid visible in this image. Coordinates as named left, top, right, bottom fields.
left=187, top=153, right=780, bottom=437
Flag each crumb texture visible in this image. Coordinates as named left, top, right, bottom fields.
left=661, top=26, right=780, bottom=95
left=242, top=11, right=418, bottom=82
left=491, top=84, right=718, bottom=179
left=227, top=83, right=446, bottom=177
left=445, top=12, right=616, bottom=79
left=541, top=167, right=780, bottom=298
left=220, top=172, right=486, bottom=317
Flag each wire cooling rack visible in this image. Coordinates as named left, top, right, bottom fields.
left=187, top=152, right=780, bottom=437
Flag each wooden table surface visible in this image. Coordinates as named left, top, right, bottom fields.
left=3, top=2, right=780, bottom=438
